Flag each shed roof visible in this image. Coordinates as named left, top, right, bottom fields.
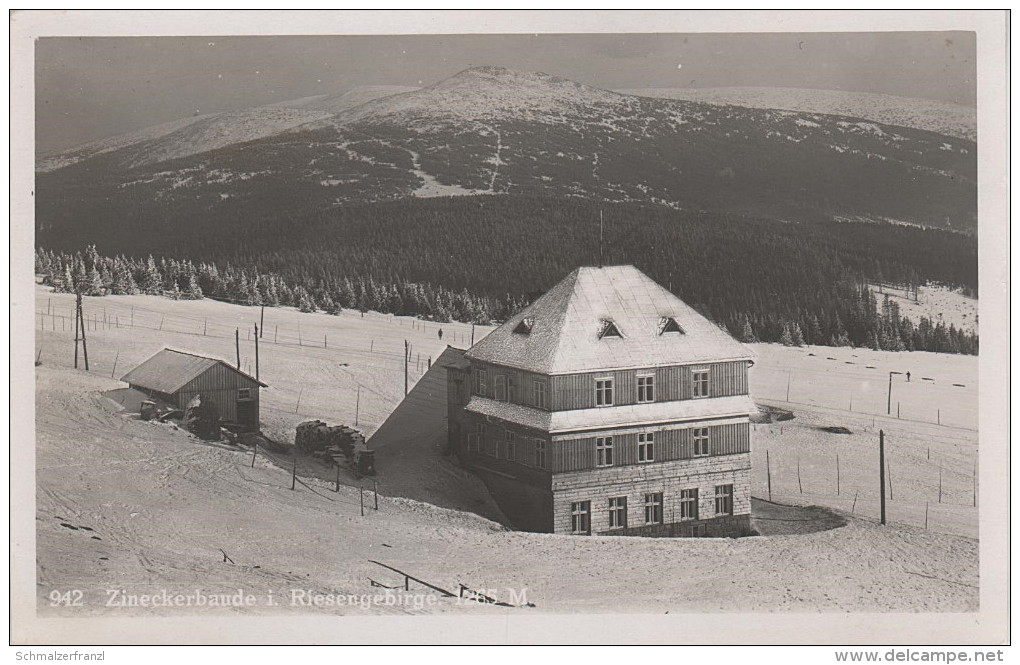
left=121, top=348, right=267, bottom=394
left=465, top=265, right=751, bottom=374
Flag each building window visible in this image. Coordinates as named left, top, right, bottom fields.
left=237, top=388, right=252, bottom=401
left=571, top=501, right=591, bottom=535
left=638, top=432, right=654, bottom=462
left=494, top=374, right=508, bottom=401
left=608, top=497, right=628, bottom=529
left=693, top=427, right=710, bottom=456
left=680, top=489, right=699, bottom=520
left=595, top=378, right=614, bottom=407
left=692, top=369, right=710, bottom=398
left=659, top=316, right=684, bottom=335
left=715, top=484, right=734, bottom=516
left=598, top=319, right=623, bottom=339
left=637, top=374, right=655, bottom=403
left=474, top=423, right=486, bottom=454
left=474, top=368, right=488, bottom=396
left=535, top=439, right=547, bottom=469
left=466, top=433, right=477, bottom=453
left=595, top=436, right=614, bottom=467
left=644, top=492, right=663, bottom=525
left=532, top=380, right=547, bottom=409
left=505, top=431, right=517, bottom=462
left=513, top=317, right=534, bottom=335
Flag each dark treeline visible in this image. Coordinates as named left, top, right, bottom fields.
left=35, top=195, right=978, bottom=355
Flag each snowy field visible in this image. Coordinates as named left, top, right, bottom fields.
left=32, top=285, right=979, bottom=615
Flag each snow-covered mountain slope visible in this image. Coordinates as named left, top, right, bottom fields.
left=36, top=85, right=419, bottom=172
left=616, top=86, right=976, bottom=141
left=36, top=67, right=978, bottom=243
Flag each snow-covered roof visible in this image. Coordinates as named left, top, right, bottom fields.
left=465, top=265, right=752, bottom=374
left=121, top=348, right=267, bottom=394
left=465, top=394, right=755, bottom=435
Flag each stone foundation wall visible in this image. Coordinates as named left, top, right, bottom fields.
left=551, top=454, right=751, bottom=536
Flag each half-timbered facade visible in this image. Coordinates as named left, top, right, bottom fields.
left=446, top=265, right=754, bottom=537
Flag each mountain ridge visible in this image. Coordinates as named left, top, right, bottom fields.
left=36, top=66, right=977, bottom=236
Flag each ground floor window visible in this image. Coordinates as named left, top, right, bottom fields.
left=608, top=496, right=628, bottom=529
left=571, top=501, right=591, bottom=535
left=237, top=388, right=252, bottom=400
left=535, top=439, right=547, bottom=469
left=715, top=484, right=734, bottom=516
left=680, top=488, right=699, bottom=520
left=644, top=492, right=663, bottom=525
left=505, top=430, right=516, bottom=461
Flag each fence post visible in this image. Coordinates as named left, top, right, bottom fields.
left=766, top=450, right=772, bottom=502
left=879, top=430, right=886, bottom=525
left=836, top=453, right=840, bottom=496
left=973, top=460, right=977, bottom=507
left=291, top=456, right=297, bottom=490
left=852, top=489, right=859, bottom=514
left=252, top=442, right=257, bottom=468
left=360, top=487, right=365, bottom=516
left=797, top=458, right=803, bottom=493
left=335, top=463, right=340, bottom=492
left=374, top=480, right=378, bottom=510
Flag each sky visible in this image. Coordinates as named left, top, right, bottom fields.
left=35, top=32, right=976, bottom=155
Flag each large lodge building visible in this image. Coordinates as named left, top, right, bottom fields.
left=445, top=265, right=755, bottom=537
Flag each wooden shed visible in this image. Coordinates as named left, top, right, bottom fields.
left=121, top=348, right=267, bottom=431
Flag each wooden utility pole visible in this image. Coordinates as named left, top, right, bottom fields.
left=78, top=293, right=89, bottom=371
left=404, top=340, right=409, bottom=396
left=291, top=456, right=297, bottom=490
left=260, top=306, right=265, bottom=338
left=471, top=324, right=475, bottom=346
left=73, top=293, right=81, bottom=369
left=235, top=328, right=240, bottom=369
left=254, top=324, right=260, bottom=382
left=797, top=458, right=803, bottom=493
left=360, top=487, right=365, bottom=516
left=373, top=480, right=378, bottom=510
left=355, top=386, right=361, bottom=426
left=879, top=429, right=887, bottom=525
left=836, top=453, right=841, bottom=495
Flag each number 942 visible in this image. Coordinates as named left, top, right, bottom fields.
left=48, top=590, right=83, bottom=606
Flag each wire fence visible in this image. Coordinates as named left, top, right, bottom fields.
left=752, top=363, right=977, bottom=432
left=752, top=429, right=977, bottom=538
left=231, top=436, right=381, bottom=515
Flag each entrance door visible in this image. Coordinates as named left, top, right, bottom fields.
left=236, top=399, right=257, bottom=431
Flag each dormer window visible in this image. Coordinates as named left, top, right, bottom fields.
left=598, top=319, right=622, bottom=339
left=513, top=317, right=534, bottom=335
left=659, top=317, right=684, bottom=335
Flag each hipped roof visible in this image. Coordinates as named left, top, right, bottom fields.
left=121, top=348, right=267, bottom=394
left=465, top=265, right=751, bottom=374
